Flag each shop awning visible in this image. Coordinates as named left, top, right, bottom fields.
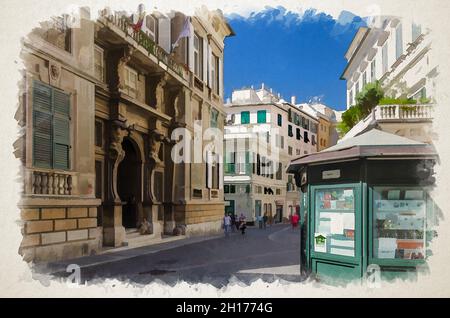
left=287, top=129, right=438, bottom=173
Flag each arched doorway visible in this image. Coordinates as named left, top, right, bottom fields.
left=117, top=137, right=141, bottom=229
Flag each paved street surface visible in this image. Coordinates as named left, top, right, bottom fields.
left=42, top=224, right=303, bottom=287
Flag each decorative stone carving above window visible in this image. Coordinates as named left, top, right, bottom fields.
left=48, top=61, right=62, bottom=87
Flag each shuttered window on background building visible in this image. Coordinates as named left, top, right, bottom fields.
left=33, top=80, right=71, bottom=170
left=241, top=111, right=250, bottom=124
left=257, top=110, right=266, bottom=123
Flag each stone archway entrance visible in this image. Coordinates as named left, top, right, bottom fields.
left=118, top=137, right=142, bottom=229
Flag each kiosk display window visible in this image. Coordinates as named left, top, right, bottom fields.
left=373, top=187, right=427, bottom=260
left=314, top=188, right=355, bottom=257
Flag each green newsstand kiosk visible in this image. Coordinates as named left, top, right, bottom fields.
left=287, top=129, right=439, bottom=283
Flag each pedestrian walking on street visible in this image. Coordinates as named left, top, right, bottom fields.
left=239, top=213, right=247, bottom=237
left=235, top=213, right=241, bottom=231
left=223, top=213, right=231, bottom=237
left=230, top=213, right=236, bottom=232
left=263, top=213, right=268, bottom=229
left=291, top=213, right=300, bottom=230
left=268, top=212, right=273, bottom=227
left=257, top=214, right=263, bottom=229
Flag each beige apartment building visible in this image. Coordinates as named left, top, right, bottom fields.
left=223, top=85, right=323, bottom=223
left=299, top=103, right=340, bottom=151
left=16, top=6, right=234, bottom=262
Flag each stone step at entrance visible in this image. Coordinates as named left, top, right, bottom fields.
left=123, top=228, right=158, bottom=248
left=101, top=229, right=186, bottom=254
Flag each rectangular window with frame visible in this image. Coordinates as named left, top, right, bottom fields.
left=94, top=45, right=105, bottom=82
left=257, top=110, right=267, bottom=123
left=370, top=59, right=376, bottom=82
left=296, top=128, right=301, bottom=140
left=302, top=117, right=310, bottom=131
left=395, top=24, right=403, bottom=60
left=241, top=111, right=250, bottom=124
left=294, top=113, right=300, bottom=126
left=124, top=66, right=138, bottom=98
left=276, top=162, right=282, bottom=180
left=224, top=151, right=235, bottom=174
left=412, top=87, right=427, bottom=102
left=363, top=71, right=367, bottom=87
left=412, top=23, right=422, bottom=43
left=210, top=108, right=219, bottom=128
left=277, top=114, right=282, bottom=127
left=32, top=80, right=71, bottom=170
left=95, top=160, right=103, bottom=200
left=288, top=125, right=293, bottom=137
left=312, top=134, right=316, bottom=146
left=303, top=131, right=309, bottom=143
left=382, top=43, right=389, bottom=74
left=145, top=15, right=158, bottom=41
left=193, top=32, right=203, bottom=80
left=212, top=53, right=220, bottom=95
left=95, top=120, right=103, bottom=148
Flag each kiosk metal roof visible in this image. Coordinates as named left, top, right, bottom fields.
left=287, top=129, right=438, bottom=173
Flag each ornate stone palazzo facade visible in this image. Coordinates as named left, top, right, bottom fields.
left=17, top=6, right=234, bottom=262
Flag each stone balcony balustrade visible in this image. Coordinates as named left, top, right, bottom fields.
left=374, top=104, right=434, bottom=121
left=24, top=168, right=75, bottom=196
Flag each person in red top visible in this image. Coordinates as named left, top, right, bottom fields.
left=291, top=213, right=300, bottom=230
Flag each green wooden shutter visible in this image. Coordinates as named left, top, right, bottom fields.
left=52, top=89, right=71, bottom=170
left=257, top=110, right=266, bottom=123
left=241, top=111, right=250, bottom=124
left=33, top=81, right=53, bottom=168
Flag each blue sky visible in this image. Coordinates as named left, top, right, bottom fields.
left=223, top=8, right=366, bottom=111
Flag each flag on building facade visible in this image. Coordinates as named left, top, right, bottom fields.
left=131, top=11, right=146, bottom=32
left=171, top=16, right=192, bottom=53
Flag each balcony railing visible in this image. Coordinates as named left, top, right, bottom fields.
left=28, top=168, right=73, bottom=195
left=100, top=12, right=188, bottom=80
left=341, top=103, right=434, bottom=141
left=224, top=163, right=253, bottom=175
left=374, top=104, right=434, bottom=121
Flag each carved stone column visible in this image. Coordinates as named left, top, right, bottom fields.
left=170, top=86, right=187, bottom=127
left=145, top=73, right=170, bottom=114
left=103, top=119, right=129, bottom=247
left=107, top=45, right=134, bottom=94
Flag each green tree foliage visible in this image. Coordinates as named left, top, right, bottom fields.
left=355, top=81, right=384, bottom=117
left=339, top=106, right=362, bottom=135
left=338, top=81, right=384, bottom=135
left=379, top=97, right=417, bottom=105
